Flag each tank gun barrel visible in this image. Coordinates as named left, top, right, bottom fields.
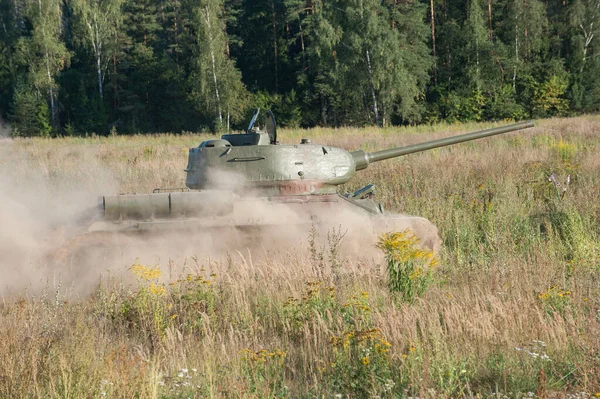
left=351, top=121, right=534, bottom=171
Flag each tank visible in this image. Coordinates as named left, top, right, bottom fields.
left=80, top=110, right=534, bottom=254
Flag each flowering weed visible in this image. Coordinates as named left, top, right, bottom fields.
left=377, top=230, right=438, bottom=302
left=327, top=328, right=394, bottom=397
left=239, top=348, right=289, bottom=397
left=537, top=285, right=572, bottom=316
left=282, top=280, right=336, bottom=335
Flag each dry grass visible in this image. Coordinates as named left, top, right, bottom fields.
left=0, top=116, right=599, bottom=398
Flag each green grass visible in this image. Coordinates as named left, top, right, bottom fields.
left=0, top=115, right=599, bottom=398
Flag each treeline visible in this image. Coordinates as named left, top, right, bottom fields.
left=0, top=0, right=599, bottom=136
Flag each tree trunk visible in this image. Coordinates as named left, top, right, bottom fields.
left=320, top=93, right=326, bottom=125
left=13, top=0, right=19, bottom=29
left=204, top=6, right=222, bottom=126
left=113, top=29, right=118, bottom=111
left=300, top=21, right=306, bottom=70
left=39, top=0, right=56, bottom=128
left=271, top=0, right=278, bottom=92
left=579, top=18, right=597, bottom=72
left=513, top=24, right=518, bottom=89
left=56, top=0, right=61, bottom=35
left=46, top=51, right=56, bottom=128
left=174, top=0, right=180, bottom=62
left=488, top=0, right=493, bottom=40
left=209, top=48, right=222, bottom=125
left=97, top=54, right=104, bottom=99
left=365, top=49, right=379, bottom=127
left=475, top=32, right=480, bottom=90
left=430, top=0, right=437, bottom=85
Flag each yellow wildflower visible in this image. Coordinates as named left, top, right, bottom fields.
left=241, top=348, right=287, bottom=362
left=130, top=261, right=161, bottom=281
left=148, top=283, right=166, bottom=296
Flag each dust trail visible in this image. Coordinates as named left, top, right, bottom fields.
left=0, top=138, right=118, bottom=296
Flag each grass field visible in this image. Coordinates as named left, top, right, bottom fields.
left=0, top=116, right=599, bottom=398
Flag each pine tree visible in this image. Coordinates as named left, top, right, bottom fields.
left=117, top=0, right=161, bottom=131
left=466, top=0, right=488, bottom=91
left=285, top=0, right=341, bottom=125
left=387, top=0, right=433, bottom=123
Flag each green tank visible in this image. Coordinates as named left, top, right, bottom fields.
left=84, top=110, right=533, bottom=253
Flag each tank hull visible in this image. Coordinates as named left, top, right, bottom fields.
left=86, top=191, right=441, bottom=253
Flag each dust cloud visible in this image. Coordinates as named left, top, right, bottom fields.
left=0, top=139, right=118, bottom=297
left=0, top=143, right=440, bottom=299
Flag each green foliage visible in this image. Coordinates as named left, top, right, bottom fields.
left=3, top=0, right=600, bottom=131
left=441, top=89, right=487, bottom=122
left=253, top=90, right=302, bottom=128
left=533, top=75, right=570, bottom=117
left=486, top=85, right=528, bottom=120
left=10, top=82, right=52, bottom=137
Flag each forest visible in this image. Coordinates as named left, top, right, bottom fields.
left=0, top=0, right=599, bottom=136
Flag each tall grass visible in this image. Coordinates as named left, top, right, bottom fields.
left=1, top=115, right=599, bottom=398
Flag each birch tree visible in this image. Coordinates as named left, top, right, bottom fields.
left=506, top=0, right=547, bottom=88
left=190, top=0, right=248, bottom=130
left=340, top=0, right=431, bottom=125
left=466, top=0, right=487, bottom=90
left=465, top=0, right=505, bottom=95
left=17, top=0, right=70, bottom=129
left=570, top=0, right=600, bottom=71
left=71, top=0, right=123, bottom=100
